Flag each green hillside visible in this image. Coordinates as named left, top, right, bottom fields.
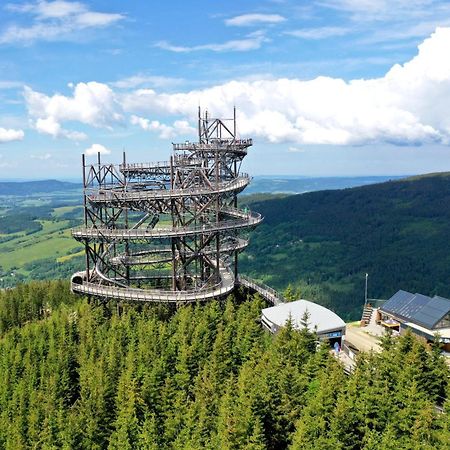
left=241, top=173, right=450, bottom=320
left=0, top=282, right=449, bottom=449
left=2, top=174, right=450, bottom=322
left=0, top=204, right=83, bottom=287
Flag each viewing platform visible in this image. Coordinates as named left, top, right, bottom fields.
left=71, top=108, right=262, bottom=303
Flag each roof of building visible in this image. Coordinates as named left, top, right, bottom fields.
left=380, top=290, right=450, bottom=329
left=403, top=322, right=450, bottom=340
left=261, top=299, right=346, bottom=334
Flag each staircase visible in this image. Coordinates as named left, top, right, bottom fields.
left=360, top=304, right=373, bottom=327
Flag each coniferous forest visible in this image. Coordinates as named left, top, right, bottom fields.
left=0, top=281, right=449, bottom=449
left=242, top=174, right=450, bottom=320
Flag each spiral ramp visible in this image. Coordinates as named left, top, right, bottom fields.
left=71, top=110, right=262, bottom=304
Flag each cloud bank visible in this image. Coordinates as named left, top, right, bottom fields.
left=23, top=27, right=450, bottom=147
left=1, top=1, right=124, bottom=44
left=24, top=81, right=122, bottom=140
left=130, top=115, right=195, bottom=139
left=0, top=127, right=24, bottom=143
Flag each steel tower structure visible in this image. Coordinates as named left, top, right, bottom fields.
left=71, top=109, right=262, bottom=303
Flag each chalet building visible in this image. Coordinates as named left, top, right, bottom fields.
left=379, top=290, right=450, bottom=351
left=261, top=300, right=346, bottom=347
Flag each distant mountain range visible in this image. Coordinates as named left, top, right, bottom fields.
left=0, top=176, right=406, bottom=197
left=245, top=175, right=406, bottom=195
left=0, top=180, right=81, bottom=196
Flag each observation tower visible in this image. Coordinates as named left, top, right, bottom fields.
left=70, top=108, right=262, bottom=303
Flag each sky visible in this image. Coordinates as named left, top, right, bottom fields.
left=1, top=0, right=450, bottom=179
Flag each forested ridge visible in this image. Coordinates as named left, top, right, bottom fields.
left=3, top=173, right=450, bottom=319
left=0, top=180, right=80, bottom=196
left=242, top=173, right=450, bottom=320
left=0, top=281, right=449, bottom=449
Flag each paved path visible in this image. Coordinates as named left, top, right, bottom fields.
left=345, top=325, right=381, bottom=353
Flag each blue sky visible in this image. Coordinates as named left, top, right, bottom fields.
left=1, top=0, right=450, bottom=179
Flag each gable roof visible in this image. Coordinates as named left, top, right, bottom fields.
left=381, top=290, right=450, bottom=329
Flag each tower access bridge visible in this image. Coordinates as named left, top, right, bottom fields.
left=71, top=109, right=263, bottom=304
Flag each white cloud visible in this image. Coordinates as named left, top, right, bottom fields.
left=285, top=26, right=350, bottom=39
left=322, top=0, right=450, bottom=38
left=24, top=81, right=123, bottom=138
left=35, top=116, right=87, bottom=140
left=360, top=17, right=450, bottom=44
left=31, top=152, right=52, bottom=160
left=321, top=0, right=434, bottom=20
left=130, top=115, right=195, bottom=139
left=74, top=11, right=123, bottom=27
left=7, top=1, right=85, bottom=18
left=225, top=13, right=286, bottom=27
left=112, top=74, right=184, bottom=89
left=319, top=1, right=450, bottom=45
left=123, top=28, right=450, bottom=146
left=155, top=32, right=267, bottom=53
left=0, top=127, right=24, bottom=143
left=0, top=80, right=23, bottom=89
left=1, top=1, right=124, bottom=44
left=35, top=116, right=60, bottom=135
left=84, top=143, right=111, bottom=156
left=20, top=27, right=450, bottom=148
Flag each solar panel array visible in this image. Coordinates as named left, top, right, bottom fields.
left=414, top=297, right=450, bottom=329
left=381, top=290, right=450, bottom=329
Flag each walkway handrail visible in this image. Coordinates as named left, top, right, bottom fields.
left=72, top=264, right=235, bottom=303
left=109, top=237, right=248, bottom=265
left=119, top=157, right=203, bottom=172
left=72, top=208, right=262, bottom=241
left=173, top=139, right=252, bottom=152
left=238, top=275, right=285, bottom=306
left=86, top=175, right=250, bottom=204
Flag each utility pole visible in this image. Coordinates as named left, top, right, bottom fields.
left=364, top=273, right=368, bottom=308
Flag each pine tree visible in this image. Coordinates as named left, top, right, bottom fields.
left=108, top=356, right=143, bottom=450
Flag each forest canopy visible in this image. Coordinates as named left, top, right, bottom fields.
left=242, top=174, right=450, bottom=320
left=0, top=281, right=449, bottom=449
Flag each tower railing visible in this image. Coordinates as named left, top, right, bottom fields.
left=71, top=108, right=262, bottom=303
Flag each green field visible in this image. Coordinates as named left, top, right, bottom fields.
left=0, top=197, right=83, bottom=286
left=0, top=219, right=81, bottom=272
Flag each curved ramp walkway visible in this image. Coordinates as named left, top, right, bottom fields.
left=72, top=209, right=262, bottom=242
left=71, top=264, right=235, bottom=304
left=238, top=275, right=284, bottom=306
left=86, top=175, right=250, bottom=205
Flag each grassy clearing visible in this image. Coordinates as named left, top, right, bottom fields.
left=57, top=250, right=84, bottom=263
left=19, top=198, right=50, bottom=207
left=52, top=205, right=78, bottom=217
left=0, top=219, right=80, bottom=271
left=3, top=236, right=81, bottom=271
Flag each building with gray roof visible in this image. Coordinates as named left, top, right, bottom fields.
left=261, top=299, right=346, bottom=346
left=379, top=290, right=450, bottom=350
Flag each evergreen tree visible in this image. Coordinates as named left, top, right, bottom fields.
left=0, top=281, right=449, bottom=449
